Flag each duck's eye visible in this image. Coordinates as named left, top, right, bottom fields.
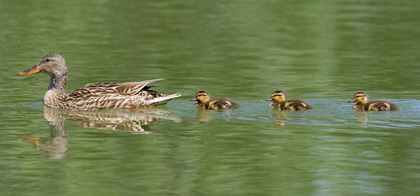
left=45, top=58, right=50, bottom=62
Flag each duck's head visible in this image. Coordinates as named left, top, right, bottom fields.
left=348, top=91, right=368, bottom=104
left=19, top=54, right=67, bottom=77
left=190, top=90, right=210, bottom=104
left=266, top=90, right=286, bottom=103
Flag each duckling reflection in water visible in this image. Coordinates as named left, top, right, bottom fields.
left=195, top=109, right=212, bottom=123
left=21, top=106, right=181, bottom=159
left=190, top=91, right=239, bottom=110
left=348, top=91, right=398, bottom=111
left=269, top=111, right=288, bottom=126
left=266, top=90, right=313, bottom=111
left=354, top=111, right=369, bottom=128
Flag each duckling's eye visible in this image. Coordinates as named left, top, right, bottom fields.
left=45, top=58, right=50, bottom=62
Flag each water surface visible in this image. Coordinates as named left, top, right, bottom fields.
left=1, top=0, right=420, bottom=195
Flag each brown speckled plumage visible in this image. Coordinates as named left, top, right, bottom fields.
left=19, top=54, right=181, bottom=111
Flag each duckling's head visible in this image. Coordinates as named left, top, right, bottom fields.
left=348, top=91, right=368, bottom=104
left=266, top=90, right=286, bottom=103
left=190, top=90, right=210, bottom=104
left=19, top=54, right=67, bottom=77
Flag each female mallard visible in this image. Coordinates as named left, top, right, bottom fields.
left=348, top=91, right=398, bottom=111
left=18, top=54, right=181, bottom=111
left=266, top=90, right=313, bottom=111
left=190, top=91, right=239, bottom=110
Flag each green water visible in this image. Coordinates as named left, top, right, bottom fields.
left=1, top=0, right=420, bottom=195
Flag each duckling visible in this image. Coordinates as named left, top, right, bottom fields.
left=190, top=91, right=239, bottom=110
left=348, top=91, right=398, bottom=111
left=266, top=90, right=313, bottom=111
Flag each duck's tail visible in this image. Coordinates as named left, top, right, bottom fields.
left=149, top=93, right=182, bottom=105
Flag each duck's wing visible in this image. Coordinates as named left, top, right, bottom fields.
left=64, top=78, right=178, bottom=110
left=78, top=78, right=165, bottom=96
left=115, top=78, right=165, bottom=95
left=83, top=82, right=119, bottom=88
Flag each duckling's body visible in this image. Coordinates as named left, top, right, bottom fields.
left=19, top=54, right=181, bottom=111
left=267, top=91, right=313, bottom=111
left=348, top=92, right=398, bottom=111
left=269, top=99, right=313, bottom=111
left=191, top=91, right=239, bottom=110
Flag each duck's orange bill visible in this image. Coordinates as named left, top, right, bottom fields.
left=18, top=66, right=41, bottom=76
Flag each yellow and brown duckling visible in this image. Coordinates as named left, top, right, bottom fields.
left=266, top=90, right=313, bottom=111
left=348, top=91, right=398, bottom=111
left=190, top=91, right=239, bottom=110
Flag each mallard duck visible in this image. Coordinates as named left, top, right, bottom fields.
left=190, top=91, right=239, bottom=110
left=266, top=90, right=313, bottom=111
left=18, top=54, right=181, bottom=111
left=348, top=91, right=398, bottom=111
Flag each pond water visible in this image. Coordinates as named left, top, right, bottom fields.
left=1, top=0, right=420, bottom=195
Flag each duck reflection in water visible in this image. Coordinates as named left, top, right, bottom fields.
left=21, top=109, right=68, bottom=160
left=21, top=106, right=181, bottom=159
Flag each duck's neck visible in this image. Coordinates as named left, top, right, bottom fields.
left=48, top=74, right=67, bottom=93
left=43, top=74, right=67, bottom=108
